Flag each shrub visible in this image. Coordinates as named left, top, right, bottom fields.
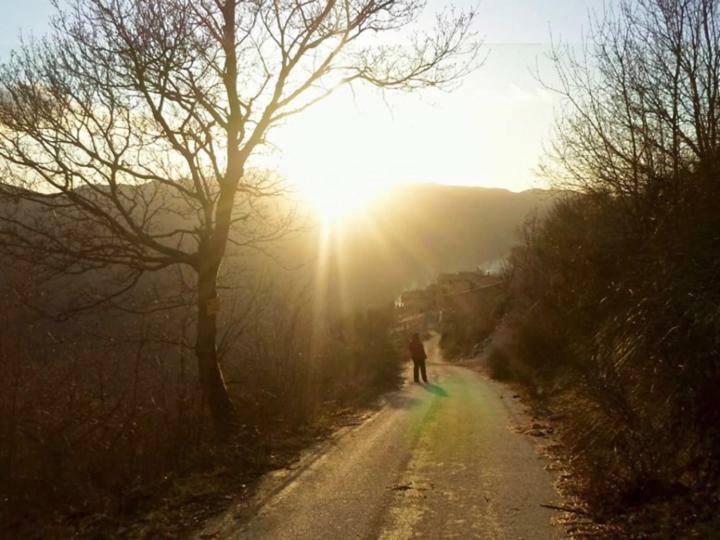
left=486, top=346, right=513, bottom=381
left=500, top=190, right=720, bottom=517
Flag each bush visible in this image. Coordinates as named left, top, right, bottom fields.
left=0, top=277, right=402, bottom=536
left=486, top=346, right=513, bottom=381
left=500, top=190, right=720, bottom=518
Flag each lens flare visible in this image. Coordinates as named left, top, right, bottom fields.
left=301, top=181, right=382, bottom=227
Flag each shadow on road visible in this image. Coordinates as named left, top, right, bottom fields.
left=424, top=383, right=449, bottom=397
left=385, top=393, right=422, bottom=409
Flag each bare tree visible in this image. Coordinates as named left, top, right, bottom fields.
left=530, top=1, right=720, bottom=506
left=542, top=0, right=720, bottom=226
left=0, top=0, right=479, bottom=437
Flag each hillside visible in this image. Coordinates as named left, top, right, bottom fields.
left=291, top=183, right=555, bottom=310
left=0, top=181, right=554, bottom=315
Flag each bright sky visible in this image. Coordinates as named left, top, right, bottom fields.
left=0, top=0, right=614, bottom=211
left=271, top=0, right=615, bottom=202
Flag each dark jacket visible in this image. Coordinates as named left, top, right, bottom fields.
left=409, top=338, right=427, bottom=361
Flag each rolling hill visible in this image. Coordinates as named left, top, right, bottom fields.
left=0, top=181, right=556, bottom=316
left=269, top=183, right=556, bottom=311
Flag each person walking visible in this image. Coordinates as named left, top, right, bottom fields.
left=408, top=333, right=428, bottom=383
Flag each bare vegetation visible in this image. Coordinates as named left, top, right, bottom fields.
left=0, top=261, right=403, bottom=536
left=463, top=0, right=720, bottom=534
left=0, top=0, right=478, bottom=532
left=0, top=0, right=479, bottom=437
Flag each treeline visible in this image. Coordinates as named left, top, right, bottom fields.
left=0, top=265, right=402, bottom=537
left=453, top=0, right=720, bottom=534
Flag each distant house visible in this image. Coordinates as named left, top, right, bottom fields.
left=437, top=271, right=499, bottom=296
left=437, top=273, right=475, bottom=296
left=431, top=271, right=500, bottom=313
left=397, top=271, right=501, bottom=316
left=399, top=289, right=434, bottom=313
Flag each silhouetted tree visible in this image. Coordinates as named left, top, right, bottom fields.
left=0, top=0, right=479, bottom=438
left=544, top=0, right=720, bottom=225
left=510, top=0, right=720, bottom=516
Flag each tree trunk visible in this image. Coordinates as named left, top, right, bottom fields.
left=195, top=260, right=237, bottom=440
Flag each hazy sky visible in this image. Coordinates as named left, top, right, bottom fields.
left=0, top=1, right=613, bottom=196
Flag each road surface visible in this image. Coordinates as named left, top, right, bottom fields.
left=199, top=337, right=563, bottom=539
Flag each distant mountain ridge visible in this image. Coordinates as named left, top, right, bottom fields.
left=0, top=180, right=557, bottom=313
left=292, top=183, right=557, bottom=310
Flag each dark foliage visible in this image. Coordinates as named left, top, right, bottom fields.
left=482, top=0, right=720, bottom=530
left=0, top=269, right=402, bottom=537
left=501, top=188, right=720, bottom=513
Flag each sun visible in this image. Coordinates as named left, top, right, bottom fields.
left=300, top=180, right=382, bottom=226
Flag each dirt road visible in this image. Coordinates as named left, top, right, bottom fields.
left=199, top=338, right=563, bottom=539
